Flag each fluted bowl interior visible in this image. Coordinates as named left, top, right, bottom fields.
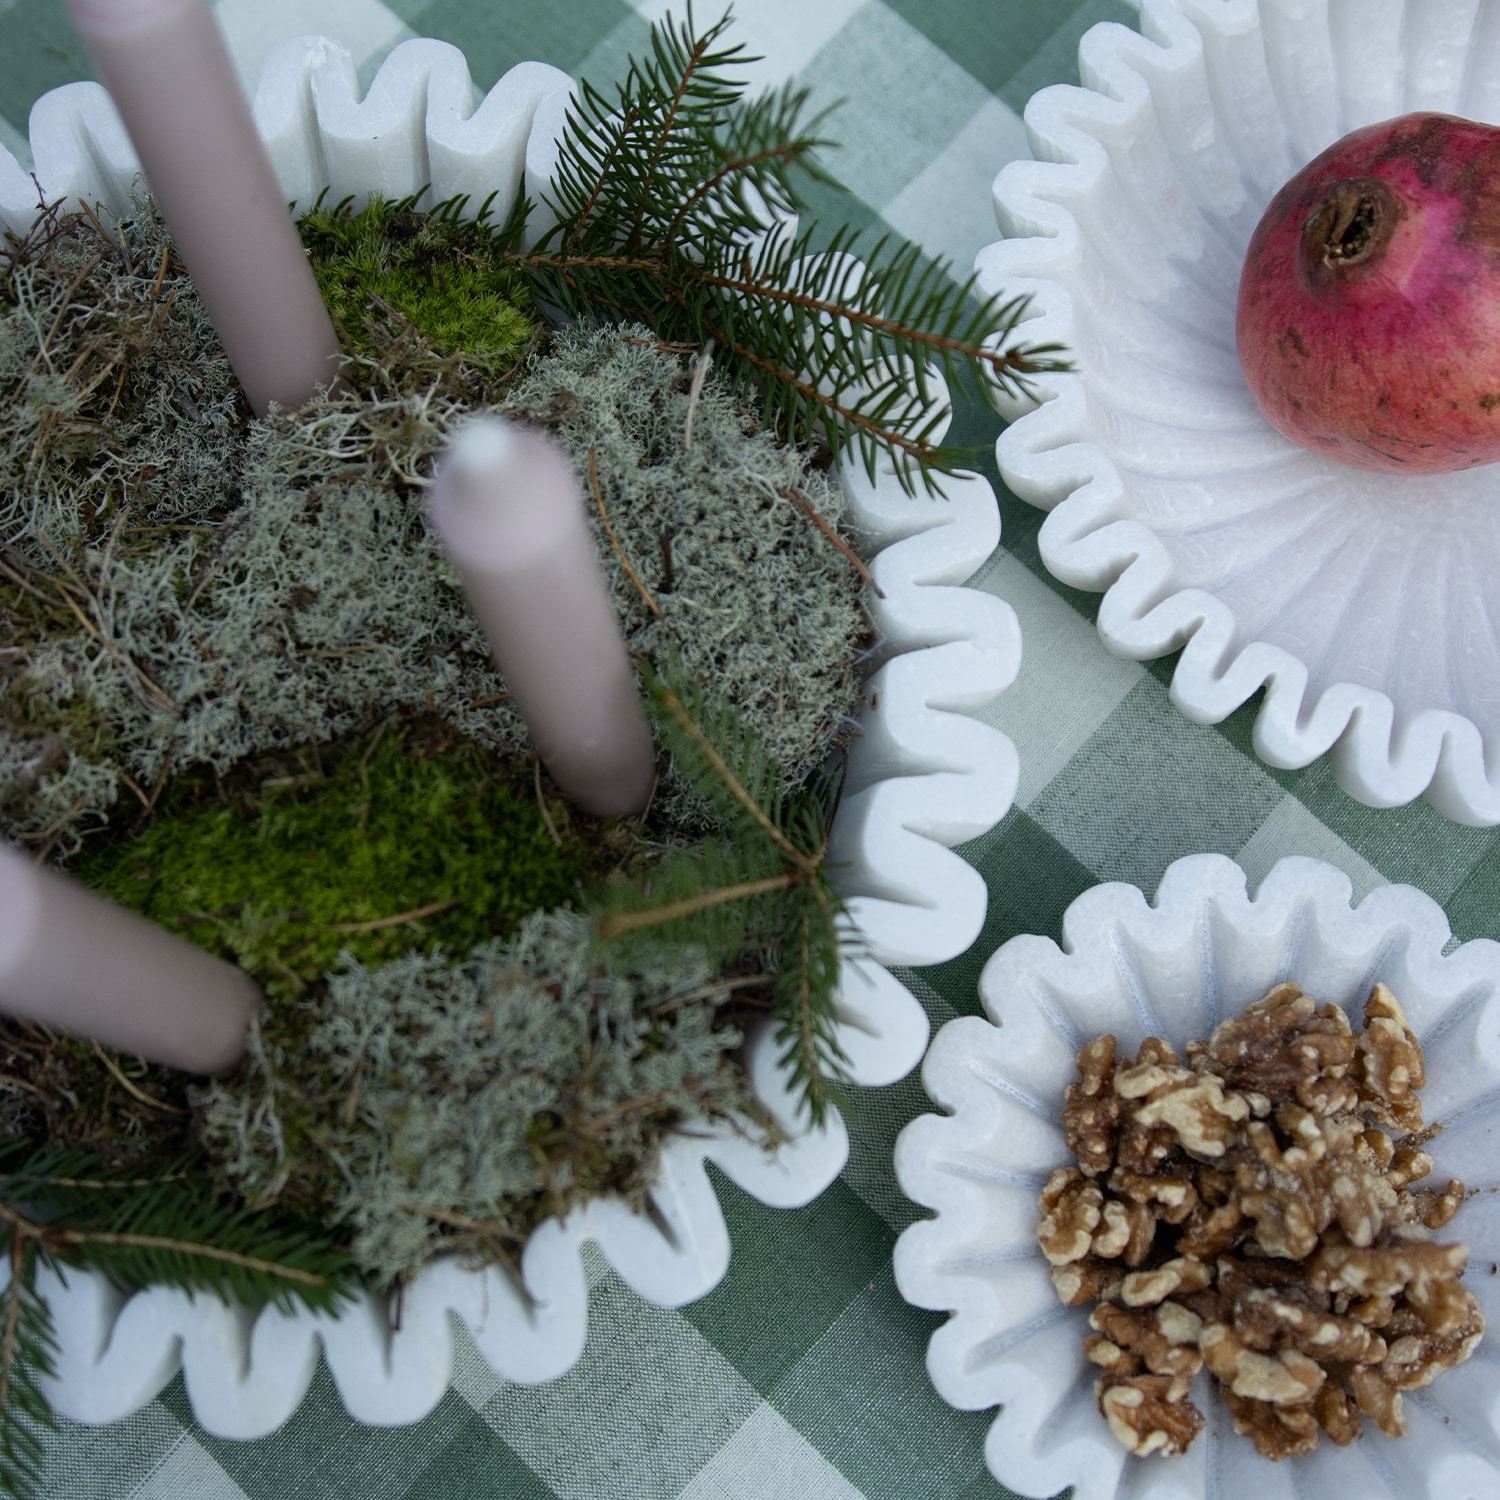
left=893, top=854, right=1500, bottom=1500
left=982, top=0, right=1500, bottom=823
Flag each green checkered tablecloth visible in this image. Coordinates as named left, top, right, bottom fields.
left=6, top=1, right=1497, bottom=1496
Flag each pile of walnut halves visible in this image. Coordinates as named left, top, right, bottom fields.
left=1036, top=980, right=1485, bottom=1461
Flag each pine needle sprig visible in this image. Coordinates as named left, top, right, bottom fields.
left=0, top=1139, right=361, bottom=1498
left=773, top=883, right=848, bottom=1123
left=517, top=6, right=1069, bottom=493
left=596, top=835, right=778, bottom=958
left=0, top=1242, right=56, bottom=1500
left=646, top=657, right=799, bottom=859
left=0, top=1143, right=358, bottom=1314
left=548, top=12, right=794, bottom=260
left=594, top=657, right=851, bottom=1122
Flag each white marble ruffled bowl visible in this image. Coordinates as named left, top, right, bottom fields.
left=0, top=38, right=1021, bottom=1436
left=982, top=0, right=1500, bottom=825
left=894, top=853, right=1500, bottom=1500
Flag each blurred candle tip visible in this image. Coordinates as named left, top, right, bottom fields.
left=429, top=417, right=657, bottom=818
left=61, top=0, right=349, bottom=415
left=0, top=841, right=261, bottom=1075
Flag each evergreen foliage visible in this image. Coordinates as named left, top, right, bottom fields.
left=596, top=656, right=850, bottom=1121
left=514, top=9, right=1067, bottom=492
left=0, top=1241, right=54, bottom=1500
left=0, top=1142, right=357, bottom=1500
left=73, top=718, right=585, bottom=1000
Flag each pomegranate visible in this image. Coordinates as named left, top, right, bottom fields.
left=1235, top=111, right=1500, bottom=473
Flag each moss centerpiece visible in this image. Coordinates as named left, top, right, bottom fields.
left=0, top=12, right=1058, bottom=1488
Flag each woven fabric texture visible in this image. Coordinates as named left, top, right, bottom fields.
left=8, top=1, right=1491, bottom=1497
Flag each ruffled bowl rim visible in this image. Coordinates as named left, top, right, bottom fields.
left=894, top=851, right=1500, bottom=1500
left=979, top=0, right=1500, bottom=827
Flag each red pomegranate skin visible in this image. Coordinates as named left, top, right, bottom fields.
left=1236, top=111, right=1500, bottom=473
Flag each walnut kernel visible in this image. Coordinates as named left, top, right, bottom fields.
left=1038, top=981, right=1483, bottom=1463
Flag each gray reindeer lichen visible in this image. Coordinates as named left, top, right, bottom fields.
left=2, top=208, right=867, bottom=858
left=194, top=908, right=757, bottom=1285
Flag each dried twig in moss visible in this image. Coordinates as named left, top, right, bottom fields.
left=586, top=446, right=661, bottom=619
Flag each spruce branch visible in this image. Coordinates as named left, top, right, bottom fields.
left=597, top=871, right=796, bottom=938
left=0, top=1240, right=56, bottom=1500
left=22, top=1221, right=336, bottom=1294
left=514, top=6, right=1069, bottom=493
left=596, top=834, right=777, bottom=964
left=0, top=1148, right=357, bottom=1315
left=0, top=1143, right=362, bottom=1496
left=774, top=878, right=849, bottom=1123
left=649, top=674, right=807, bottom=867
left=593, top=657, right=852, bottom=1122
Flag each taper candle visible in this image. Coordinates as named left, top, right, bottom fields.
left=61, top=0, right=347, bottom=415
left=0, top=840, right=261, bottom=1073
left=428, top=418, right=657, bottom=818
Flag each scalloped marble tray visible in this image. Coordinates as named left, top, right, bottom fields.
left=0, top=38, right=1021, bottom=1435
left=894, top=853, right=1500, bottom=1500
left=980, top=0, right=1500, bottom=825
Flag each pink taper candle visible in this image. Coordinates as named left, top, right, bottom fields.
left=0, top=841, right=261, bottom=1073
left=62, top=0, right=347, bottom=415
left=429, top=419, right=657, bottom=817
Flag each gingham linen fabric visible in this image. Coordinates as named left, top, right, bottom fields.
left=9, top=2, right=1496, bottom=1497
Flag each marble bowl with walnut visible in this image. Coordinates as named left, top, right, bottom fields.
left=894, top=853, right=1500, bottom=1500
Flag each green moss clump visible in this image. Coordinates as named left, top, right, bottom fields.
left=299, top=193, right=537, bottom=384
left=73, top=719, right=583, bottom=1000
